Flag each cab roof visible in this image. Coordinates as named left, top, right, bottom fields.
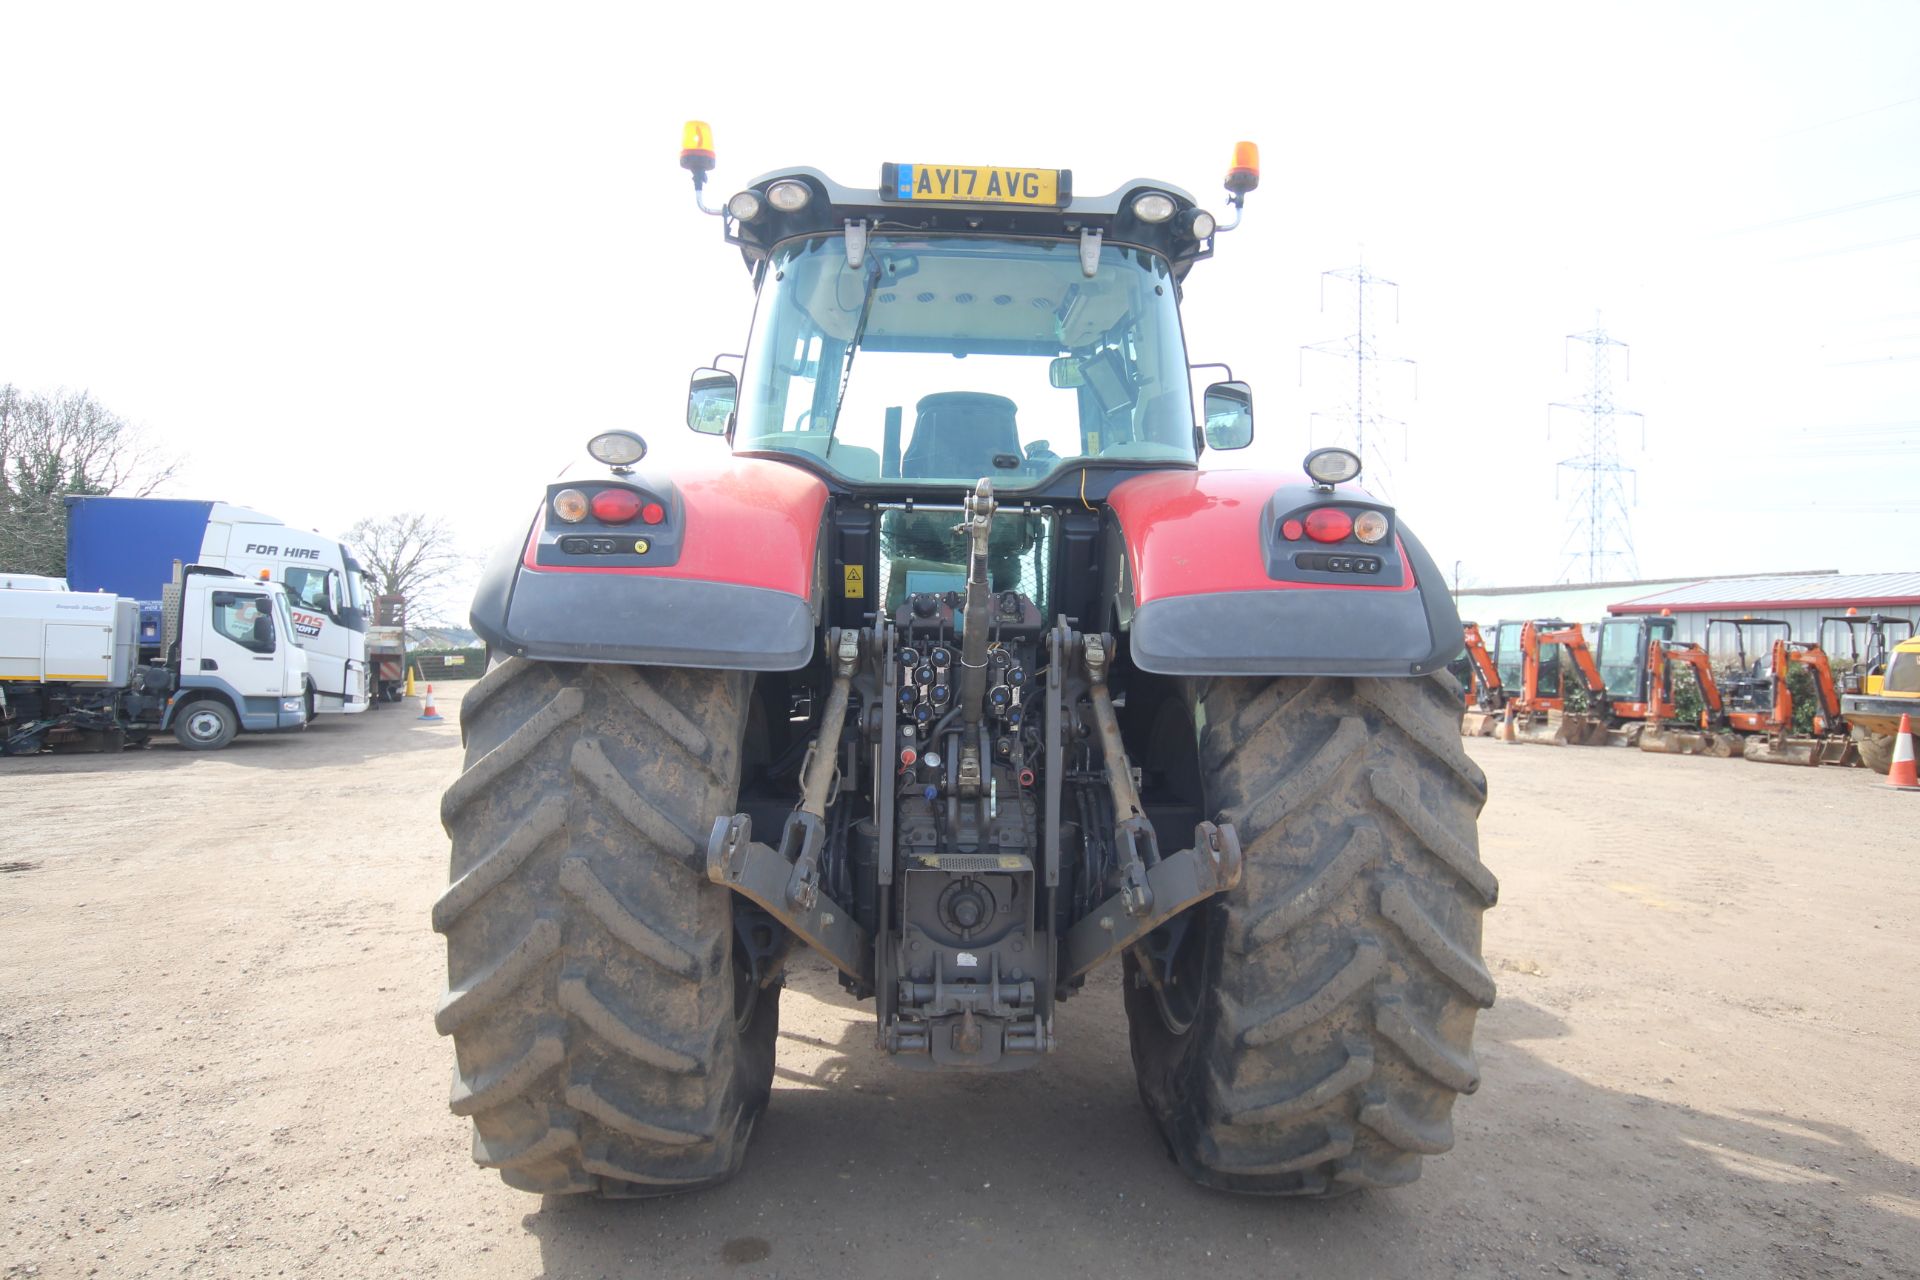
left=721, top=166, right=1218, bottom=284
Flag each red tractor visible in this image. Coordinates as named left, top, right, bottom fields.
left=436, top=127, right=1494, bottom=1199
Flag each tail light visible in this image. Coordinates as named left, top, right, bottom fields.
left=590, top=489, right=643, bottom=523
left=1302, top=509, right=1353, bottom=543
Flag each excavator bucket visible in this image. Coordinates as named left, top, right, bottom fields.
left=1510, top=712, right=1570, bottom=745
left=1509, top=711, right=1611, bottom=746
left=1706, top=731, right=1744, bottom=758
left=1640, top=726, right=1745, bottom=757
left=1460, top=710, right=1501, bottom=737
left=1605, top=723, right=1645, bottom=748
left=1816, top=737, right=1860, bottom=767
left=1743, top=735, right=1822, bottom=767
left=1571, top=716, right=1615, bottom=746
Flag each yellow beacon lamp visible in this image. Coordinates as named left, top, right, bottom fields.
left=1217, top=140, right=1259, bottom=233
left=681, top=120, right=725, bottom=216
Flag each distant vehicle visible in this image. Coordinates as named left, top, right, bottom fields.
left=64, top=496, right=372, bottom=715
left=367, top=593, right=408, bottom=703
left=1, top=574, right=71, bottom=592
left=1841, top=632, right=1920, bottom=774
left=0, top=564, right=309, bottom=753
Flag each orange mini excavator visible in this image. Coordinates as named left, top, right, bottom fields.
left=1458, top=622, right=1506, bottom=736
left=1742, top=639, right=1860, bottom=766
left=1639, top=637, right=1744, bottom=757
left=1501, top=620, right=1614, bottom=745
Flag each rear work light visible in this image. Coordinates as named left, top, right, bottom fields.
left=1302, top=508, right=1353, bottom=543
left=591, top=488, right=643, bottom=523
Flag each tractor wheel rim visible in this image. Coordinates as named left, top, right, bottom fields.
left=731, top=940, right=758, bottom=1033
left=1150, top=916, right=1209, bottom=1035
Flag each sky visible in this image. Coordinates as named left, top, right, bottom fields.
left=2, top=2, right=1916, bottom=610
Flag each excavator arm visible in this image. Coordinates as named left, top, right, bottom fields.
left=1784, top=643, right=1848, bottom=735
left=1461, top=623, right=1503, bottom=706
left=1540, top=624, right=1610, bottom=705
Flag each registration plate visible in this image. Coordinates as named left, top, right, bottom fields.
left=882, top=163, right=1068, bottom=207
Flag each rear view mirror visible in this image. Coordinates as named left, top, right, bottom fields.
left=687, top=367, right=738, bottom=436
left=1048, top=356, right=1085, bottom=389
left=1202, top=380, right=1254, bottom=450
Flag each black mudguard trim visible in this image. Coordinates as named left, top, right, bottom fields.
left=468, top=535, right=816, bottom=671
left=1129, top=524, right=1462, bottom=678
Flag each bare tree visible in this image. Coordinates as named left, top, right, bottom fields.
left=344, top=512, right=465, bottom=625
left=0, top=385, right=181, bottom=576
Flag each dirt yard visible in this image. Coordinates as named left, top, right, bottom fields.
left=3, top=689, right=1917, bottom=1279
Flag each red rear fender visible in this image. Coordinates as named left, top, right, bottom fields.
left=1107, top=469, right=1460, bottom=678
left=471, top=457, right=828, bottom=672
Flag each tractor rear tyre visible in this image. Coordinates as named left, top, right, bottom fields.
left=1125, top=672, right=1496, bottom=1195
left=434, top=657, right=778, bottom=1197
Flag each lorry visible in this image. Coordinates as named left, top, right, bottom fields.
left=1, top=564, right=310, bottom=753
left=433, top=129, right=1493, bottom=1200
left=368, top=593, right=409, bottom=703
left=64, top=496, right=373, bottom=715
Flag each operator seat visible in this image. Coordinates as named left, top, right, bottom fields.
left=901, top=392, right=1020, bottom=479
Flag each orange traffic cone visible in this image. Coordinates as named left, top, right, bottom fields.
left=417, top=683, right=444, bottom=723
left=1889, top=713, right=1919, bottom=791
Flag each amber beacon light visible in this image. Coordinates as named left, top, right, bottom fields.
left=680, top=121, right=716, bottom=176
left=1226, top=142, right=1260, bottom=194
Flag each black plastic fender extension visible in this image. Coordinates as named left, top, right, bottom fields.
left=1127, top=523, right=1464, bottom=679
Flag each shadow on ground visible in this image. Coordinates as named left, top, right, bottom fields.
left=517, top=968, right=1920, bottom=1279
left=0, top=703, right=459, bottom=775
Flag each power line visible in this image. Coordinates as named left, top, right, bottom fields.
left=1548, top=317, right=1644, bottom=584
left=1765, top=94, right=1920, bottom=140
left=1298, top=263, right=1418, bottom=491
left=1725, top=188, right=1920, bottom=235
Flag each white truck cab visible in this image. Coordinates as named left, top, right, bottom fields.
left=201, top=504, right=371, bottom=715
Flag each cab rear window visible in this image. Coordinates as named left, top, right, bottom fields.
left=1887, top=651, right=1920, bottom=694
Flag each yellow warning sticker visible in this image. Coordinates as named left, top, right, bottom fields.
left=844, top=565, right=865, bottom=598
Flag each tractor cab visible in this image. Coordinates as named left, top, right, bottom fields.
left=677, top=132, right=1258, bottom=507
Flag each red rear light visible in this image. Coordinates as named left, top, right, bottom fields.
left=640, top=501, right=666, bottom=525
left=1280, top=518, right=1304, bottom=541
left=591, top=489, right=642, bottom=523
left=1303, top=508, right=1353, bottom=543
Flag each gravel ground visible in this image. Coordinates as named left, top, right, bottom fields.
left=3, top=687, right=1917, bottom=1279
